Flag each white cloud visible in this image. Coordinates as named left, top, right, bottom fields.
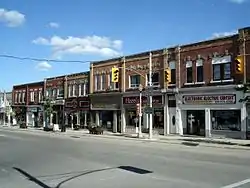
left=211, top=30, right=238, bottom=39
left=36, top=61, right=52, bottom=71
left=0, top=8, right=25, bottom=27
left=32, top=35, right=123, bottom=57
left=229, top=0, right=247, bottom=4
left=48, top=22, right=60, bottom=28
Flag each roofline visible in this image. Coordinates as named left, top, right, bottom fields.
left=13, top=81, right=44, bottom=88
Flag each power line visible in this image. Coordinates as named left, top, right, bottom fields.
left=0, top=54, right=93, bottom=63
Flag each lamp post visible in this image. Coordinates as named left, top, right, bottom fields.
left=138, top=84, right=143, bottom=138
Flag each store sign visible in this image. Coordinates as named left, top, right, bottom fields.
left=123, top=96, right=162, bottom=104
left=92, top=104, right=118, bottom=109
left=182, top=94, right=236, bottom=104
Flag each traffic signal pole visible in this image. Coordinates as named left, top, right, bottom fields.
left=243, top=30, right=246, bottom=84
left=148, top=52, right=153, bottom=139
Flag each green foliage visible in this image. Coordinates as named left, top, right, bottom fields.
left=43, top=97, right=54, bottom=116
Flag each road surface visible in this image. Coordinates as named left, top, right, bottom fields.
left=0, top=128, right=250, bottom=188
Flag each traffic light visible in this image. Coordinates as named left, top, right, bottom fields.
left=235, top=55, right=244, bottom=74
left=164, top=68, right=171, bottom=84
left=111, top=67, right=119, bottom=82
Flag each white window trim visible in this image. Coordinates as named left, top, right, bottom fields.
left=185, top=61, right=193, bottom=84
left=30, top=90, right=34, bottom=102
left=129, top=75, right=140, bottom=88
left=38, top=90, right=42, bottom=102
left=22, top=91, right=25, bottom=103
left=211, top=55, right=232, bottom=82
left=94, top=76, right=98, bottom=91
left=15, top=92, right=18, bottom=103
left=145, top=72, right=160, bottom=87
left=72, top=85, right=76, bottom=96
left=196, top=59, right=204, bottom=83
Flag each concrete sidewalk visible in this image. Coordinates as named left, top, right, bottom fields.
left=2, top=125, right=250, bottom=150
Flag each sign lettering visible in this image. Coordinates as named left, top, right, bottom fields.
left=182, top=94, right=236, bottom=104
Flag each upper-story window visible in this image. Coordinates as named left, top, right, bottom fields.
left=101, top=74, right=106, bottom=90
left=57, top=87, right=64, bottom=98
left=109, top=72, right=119, bottom=90
left=15, top=92, right=18, bottom=103
left=74, top=84, right=78, bottom=96
left=186, top=61, right=193, bottom=83
left=129, top=75, right=140, bottom=88
left=146, top=72, right=160, bottom=86
left=30, top=90, right=35, bottom=102
left=196, top=59, right=204, bottom=83
left=52, top=88, right=57, bottom=97
left=22, top=91, right=25, bottom=103
left=169, top=61, right=176, bottom=84
left=34, top=90, right=38, bottom=102
left=79, top=82, right=88, bottom=96
left=18, top=92, right=21, bottom=103
left=38, top=90, right=42, bottom=102
left=95, top=75, right=101, bottom=91
left=46, top=88, right=52, bottom=98
left=212, top=55, right=232, bottom=81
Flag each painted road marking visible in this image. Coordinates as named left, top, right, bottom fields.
left=221, top=178, right=250, bottom=188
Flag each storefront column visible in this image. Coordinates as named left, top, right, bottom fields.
left=65, top=113, right=68, bottom=126
left=32, top=113, right=35, bottom=127
left=71, top=114, right=73, bottom=129
left=90, top=112, right=94, bottom=125
left=205, top=108, right=211, bottom=137
left=121, top=109, right=126, bottom=133
left=95, top=111, right=100, bottom=126
left=7, top=113, right=10, bottom=126
left=76, top=112, right=80, bottom=125
left=164, top=95, right=170, bottom=135
left=50, top=113, right=53, bottom=126
left=84, top=111, right=87, bottom=127
left=43, top=111, right=46, bottom=127
left=26, top=111, right=29, bottom=127
left=176, top=107, right=183, bottom=135
left=241, top=103, right=247, bottom=139
left=113, top=111, right=118, bottom=133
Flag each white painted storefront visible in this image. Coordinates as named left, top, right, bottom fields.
left=174, top=86, right=246, bottom=139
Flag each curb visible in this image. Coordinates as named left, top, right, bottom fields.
left=1, top=127, right=250, bottom=150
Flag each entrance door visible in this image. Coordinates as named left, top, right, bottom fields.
left=186, top=110, right=205, bottom=136
left=169, top=108, right=176, bottom=134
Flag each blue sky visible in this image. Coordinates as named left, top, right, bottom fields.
left=0, top=0, right=249, bottom=91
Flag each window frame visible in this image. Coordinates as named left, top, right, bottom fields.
left=146, top=72, right=160, bottom=87
left=185, top=61, right=193, bottom=84
left=212, top=55, right=232, bottom=82
left=129, top=75, right=141, bottom=88
left=196, top=59, right=204, bottom=83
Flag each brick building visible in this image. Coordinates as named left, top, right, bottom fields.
left=64, top=72, right=90, bottom=128
left=90, top=26, right=250, bottom=139
left=44, top=75, right=66, bottom=127
left=12, top=81, right=44, bottom=127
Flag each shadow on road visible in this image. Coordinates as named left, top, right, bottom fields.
left=13, top=165, right=153, bottom=188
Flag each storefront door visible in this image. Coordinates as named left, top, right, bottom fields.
left=186, top=110, right=205, bottom=136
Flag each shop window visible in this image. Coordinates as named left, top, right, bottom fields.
left=196, top=60, right=204, bottom=82
left=129, top=75, right=140, bottom=88
left=146, top=72, right=159, bottom=86
left=185, top=61, right=193, bottom=83
left=212, top=56, right=232, bottom=81
left=211, top=110, right=241, bottom=131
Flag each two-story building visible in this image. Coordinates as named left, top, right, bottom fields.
left=89, top=49, right=167, bottom=134
left=12, top=81, right=44, bottom=127
left=64, top=72, right=90, bottom=128
left=45, top=76, right=66, bottom=127
left=162, top=27, right=250, bottom=139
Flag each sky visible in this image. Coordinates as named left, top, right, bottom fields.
left=0, top=0, right=249, bottom=91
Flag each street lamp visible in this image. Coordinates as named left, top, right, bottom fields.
left=138, top=84, right=143, bottom=138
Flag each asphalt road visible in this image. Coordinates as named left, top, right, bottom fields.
left=1, top=129, right=250, bottom=188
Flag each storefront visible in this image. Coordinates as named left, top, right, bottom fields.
left=178, top=88, right=246, bottom=139
left=90, top=93, right=122, bottom=132
left=122, top=94, right=164, bottom=134
left=64, top=97, right=90, bottom=128
left=26, top=105, right=43, bottom=127
left=12, top=106, right=27, bottom=125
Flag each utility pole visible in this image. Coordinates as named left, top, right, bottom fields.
left=243, top=30, right=247, bottom=84
left=148, top=52, right=153, bottom=139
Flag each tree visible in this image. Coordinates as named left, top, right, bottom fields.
left=43, top=97, right=54, bottom=127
